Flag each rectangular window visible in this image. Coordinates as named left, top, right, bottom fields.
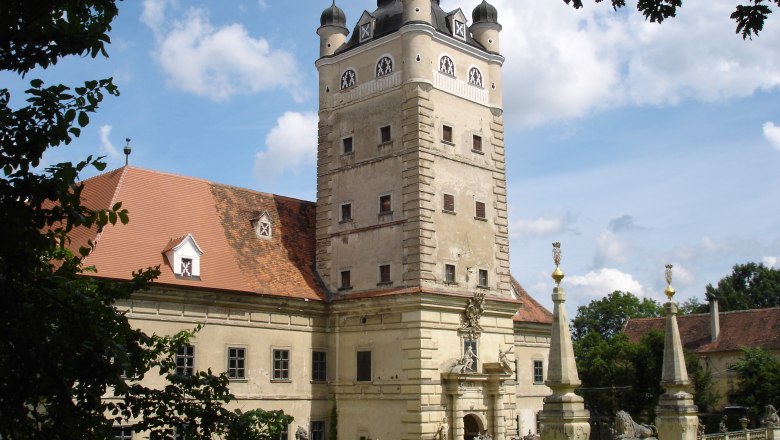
left=342, top=137, right=353, bottom=154
left=379, top=264, right=391, bottom=285
left=227, top=347, right=245, bottom=380
left=379, top=194, right=392, bottom=214
left=472, top=134, right=482, bottom=152
left=464, top=339, right=478, bottom=373
left=176, top=345, right=194, bottom=376
left=443, top=193, right=455, bottom=212
left=113, top=427, right=133, bottom=440
left=380, top=125, right=392, bottom=143
left=180, top=258, right=193, bottom=277
left=533, top=360, right=544, bottom=384
left=442, top=125, right=453, bottom=143
left=340, top=270, right=351, bottom=290
left=312, top=351, right=327, bottom=382
left=478, top=269, right=488, bottom=288
left=311, top=421, right=326, bottom=440
left=356, top=350, right=372, bottom=382
left=340, top=202, right=352, bottom=222
left=475, top=201, right=486, bottom=219
left=445, top=264, right=456, bottom=284
left=273, top=349, right=290, bottom=381
left=274, top=425, right=289, bottom=440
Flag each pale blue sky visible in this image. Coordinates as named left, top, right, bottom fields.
left=6, top=0, right=780, bottom=311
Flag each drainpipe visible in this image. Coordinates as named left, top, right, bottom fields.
left=710, top=298, right=720, bottom=343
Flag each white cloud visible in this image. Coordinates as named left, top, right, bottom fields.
left=671, top=263, right=696, bottom=287
left=142, top=5, right=303, bottom=101
left=568, top=268, right=645, bottom=297
left=594, top=230, right=629, bottom=266
left=458, top=0, right=780, bottom=126
left=254, top=112, right=318, bottom=181
left=511, top=213, right=577, bottom=237
left=763, top=122, right=780, bottom=151
left=763, top=256, right=778, bottom=268
left=98, top=125, right=121, bottom=161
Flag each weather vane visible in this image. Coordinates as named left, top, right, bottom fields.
left=664, top=264, right=676, bottom=301
left=552, top=242, right=564, bottom=286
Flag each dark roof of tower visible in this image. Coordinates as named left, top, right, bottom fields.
left=336, top=0, right=485, bottom=54
left=472, top=0, right=498, bottom=24
left=320, top=1, right=347, bottom=28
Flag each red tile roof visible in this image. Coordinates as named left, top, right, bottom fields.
left=74, top=167, right=324, bottom=300
left=511, top=277, right=553, bottom=324
left=624, top=307, right=780, bottom=353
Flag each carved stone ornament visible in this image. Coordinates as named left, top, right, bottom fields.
left=295, top=426, right=309, bottom=440
left=460, top=291, right=486, bottom=339
left=614, top=411, right=657, bottom=440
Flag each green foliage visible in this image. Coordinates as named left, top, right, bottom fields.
left=0, top=1, right=291, bottom=438
left=686, top=352, right=719, bottom=412
left=729, top=347, right=780, bottom=419
left=561, top=0, right=779, bottom=39
left=329, top=399, right=338, bottom=440
left=705, top=262, right=780, bottom=311
left=572, top=291, right=662, bottom=341
left=678, top=297, right=708, bottom=315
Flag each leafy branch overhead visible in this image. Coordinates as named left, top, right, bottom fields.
left=561, top=0, right=780, bottom=39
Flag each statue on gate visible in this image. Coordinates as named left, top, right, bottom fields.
left=761, top=404, right=780, bottom=428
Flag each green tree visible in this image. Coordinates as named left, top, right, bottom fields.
left=678, top=297, right=708, bottom=315
left=561, top=0, right=779, bottom=39
left=0, top=1, right=291, bottom=438
left=705, top=262, right=780, bottom=311
left=729, top=347, right=780, bottom=420
left=686, top=352, right=720, bottom=413
left=572, top=291, right=662, bottom=341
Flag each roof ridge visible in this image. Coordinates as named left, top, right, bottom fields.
left=210, top=182, right=315, bottom=205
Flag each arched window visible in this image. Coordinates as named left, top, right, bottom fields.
left=376, top=56, right=393, bottom=77
left=439, top=56, right=455, bottom=77
left=468, top=67, right=483, bottom=87
left=340, top=69, right=357, bottom=89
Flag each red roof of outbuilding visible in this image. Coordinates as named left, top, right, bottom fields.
left=624, top=307, right=780, bottom=353
left=511, top=278, right=553, bottom=324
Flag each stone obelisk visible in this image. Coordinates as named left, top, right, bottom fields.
left=539, top=243, right=590, bottom=440
left=655, top=264, right=698, bottom=440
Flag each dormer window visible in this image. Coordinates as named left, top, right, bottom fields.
left=453, top=19, right=466, bottom=39
left=251, top=212, right=273, bottom=239
left=447, top=10, right=469, bottom=41
left=357, top=12, right=376, bottom=43
left=163, top=234, right=204, bottom=279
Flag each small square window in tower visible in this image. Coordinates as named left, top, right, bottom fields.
left=442, top=125, right=453, bottom=143
left=534, top=360, right=545, bottom=384
left=356, top=350, right=372, bottom=382
left=380, top=125, right=392, bottom=144
left=472, top=135, right=483, bottom=153
left=378, top=264, right=391, bottom=285
left=478, top=269, right=489, bottom=288
left=475, top=201, right=486, bottom=220
left=443, top=193, right=455, bottom=213
left=342, top=136, right=353, bottom=154
left=340, top=202, right=352, bottom=222
left=445, top=264, right=456, bottom=284
left=378, top=194, right=392, bottom=214
left=340, top=270, right=351, bottom=290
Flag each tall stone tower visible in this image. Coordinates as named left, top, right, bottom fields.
left=316, top=2, right=519, bottom=439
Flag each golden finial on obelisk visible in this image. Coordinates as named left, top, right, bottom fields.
left=552, top=242, right=564, bottom=286
left=664, top=264, right=676, bottom=301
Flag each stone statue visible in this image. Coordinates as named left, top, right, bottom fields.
left=524, top=430, right=541, bottom=440
left=761, top=404, right=780, bottom=428
left=499, top=347, right=512, bottom=370
left=719, top=415, right=728, bottom=433
left=436, top=415, right=449, bottom=440
left=295, top=426, right=309, bottom=440
left=463, top=345, right=477, bottom=372
left=697, top=417, right=705, bottom=438
left=614, top=410, right=657, bottom=440
left=460, top=291, right=486, bottom=339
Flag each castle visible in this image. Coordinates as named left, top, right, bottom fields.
left=77, top=2, right=555, bottom=439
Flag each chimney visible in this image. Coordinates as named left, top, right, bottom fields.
left=709, top=298, right=720, bottom=342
